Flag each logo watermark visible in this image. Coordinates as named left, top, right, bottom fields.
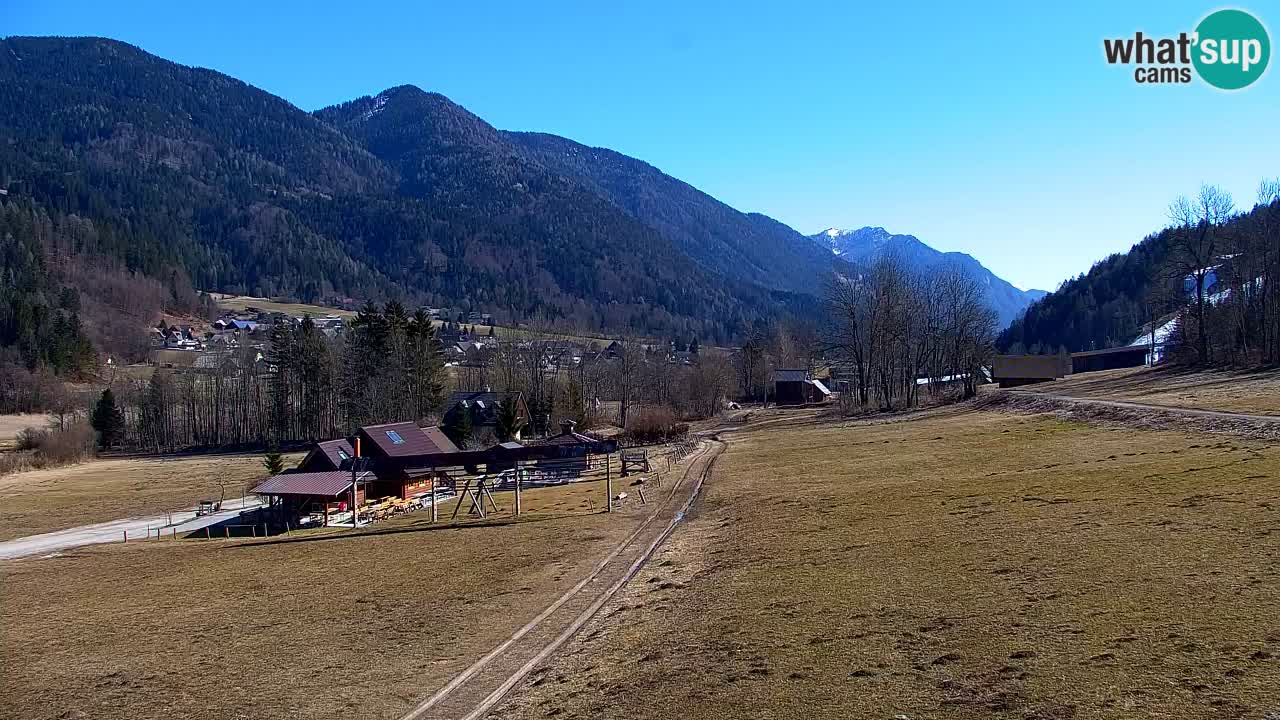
left=1104, top=8, right=1270, bottom=89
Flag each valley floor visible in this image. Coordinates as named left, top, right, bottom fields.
left=489, top=409, right=1280, bottom=719
left=0, top=447, right=701, bottom=720
left=5, top=374, right=1280, bottom=719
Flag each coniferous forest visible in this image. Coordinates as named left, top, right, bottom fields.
left=1000, top=188, right=1280, bottom=363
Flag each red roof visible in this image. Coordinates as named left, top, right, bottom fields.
left=359, top=422, right=459, bottom=458
left=299, top=439, right=355, bottom=471
left=251, top=471, right=373, bottom=497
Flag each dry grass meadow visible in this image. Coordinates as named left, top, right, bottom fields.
left=0, top=413, right=53, bottom=450
left=0, top=452, right=302, bottom=541
left=491, top=408, right=1280, bottom=720
left=1042, top=366, right=1280, bottom=416
left=0, top=473, right=663, bottom=720
left=6, top=397, right=1280, bottom=720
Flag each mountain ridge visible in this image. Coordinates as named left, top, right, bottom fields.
left=808, top=226, right=1047, bottom=327
left=0, top=36, right=821, bottom=348
left=1, top=34, right=1041, bottom=362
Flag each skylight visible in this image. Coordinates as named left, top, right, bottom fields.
left=386, top=430, right=405, bottom=445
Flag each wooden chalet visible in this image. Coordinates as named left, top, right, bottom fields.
left=254, top=419, right=618, bottom=528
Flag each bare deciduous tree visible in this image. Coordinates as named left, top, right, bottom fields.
left=1167, top=185, right=1235, bottom=363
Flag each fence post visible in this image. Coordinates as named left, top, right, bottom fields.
left=122, top=530, right=127, bottom=543
left=606, top=453, right=613, bottom=513
left=514, top=461, right=522, bottom=517
left=224, top=527, right=229, bottom=540
left=430, top=477, right=438, bottom=523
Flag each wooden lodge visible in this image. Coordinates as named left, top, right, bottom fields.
left=252, top=419, right=618, bottom=528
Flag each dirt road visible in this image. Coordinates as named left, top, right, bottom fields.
left=399, top=439, right=723, bottom=720
left=1009, top=389, right=1280, bottom=423
left=0, top=496, right=265, bottom=560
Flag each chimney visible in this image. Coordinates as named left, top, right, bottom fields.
left=560, top=419, right=577, bottom=436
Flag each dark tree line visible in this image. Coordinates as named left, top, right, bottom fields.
left=88, top=303, right=445, bottom=452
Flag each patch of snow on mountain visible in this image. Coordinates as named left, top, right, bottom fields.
left=363, top=93, right=389, bottom=121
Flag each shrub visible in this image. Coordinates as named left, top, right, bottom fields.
left=14, top=426, right=45, bottom=451
left=625, top=406, right=689, bottom=444
left=0, top=421, right=96, bottom=476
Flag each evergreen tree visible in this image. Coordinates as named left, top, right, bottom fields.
left=90, top=388, right=124, bottom=449
left=495, top=397, right=524, bottom=442
left=262, top=446, right=285, bottom=476
left=443, top=404, right=473, bottom=449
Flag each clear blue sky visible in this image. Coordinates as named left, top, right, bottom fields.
left=9, top=0, right=1279, bottom=291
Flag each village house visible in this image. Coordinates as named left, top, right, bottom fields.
left=444, top=390, right=530, bottom=441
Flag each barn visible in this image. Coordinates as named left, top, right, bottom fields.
left=771, top=369, right=832, bottom=405
left=1070, top=346, right=1150, bottom=374
left=991, top=354, right=1071, bottom=388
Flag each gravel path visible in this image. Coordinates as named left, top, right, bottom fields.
left=0, top=496, right=265, bottom=560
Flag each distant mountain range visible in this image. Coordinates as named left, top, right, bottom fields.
left=808, top=227, right=1047, bottom=327
left=0, top=36, right=1041, bottom=366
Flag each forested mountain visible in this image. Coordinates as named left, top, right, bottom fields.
left=506, top=131, right=848, bottom=295
left=998, top=196, right=1279, bottom=355
left=809, top=227, right=1046, bottom=327
left=0, top=37, right=825, bottom=360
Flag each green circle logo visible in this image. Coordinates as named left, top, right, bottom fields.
left=1193, top=9, right=1270, bottom=90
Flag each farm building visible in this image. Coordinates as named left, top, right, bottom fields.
left=527, top=421, right=602, bottom=480
left=770, top=369, right=832, bottom=405
left=1070, top=345, right=1150, bottom=374
left=991, top=354, right=1071, bottom=388
left=353, top=422, right=462, bottom=499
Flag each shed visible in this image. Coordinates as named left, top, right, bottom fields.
left=771, top=369, right=832, bottom=405
left=252, top=470, right=375, bottom=526
left=991, top=355, right=1071, bottom=388
left=1070, top=346, right=1150, bottom=374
